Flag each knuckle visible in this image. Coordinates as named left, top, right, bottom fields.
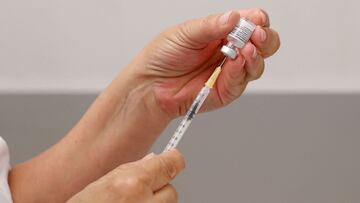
left=199, top=15, right=214, bottom=39
left=176, top=20, right=200, bottom=47
left=201, top=15, right=212, bottom=28
left=110, top=174, right=150, bottom=193
left=123, top=177, right=144, bottom=189
left=167, top=14, right=218, bottom=49
left=179, top=20, right=192, bottom=36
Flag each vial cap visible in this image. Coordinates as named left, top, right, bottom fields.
left=221, top=45, right=237, bottom=59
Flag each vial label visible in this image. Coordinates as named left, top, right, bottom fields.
left=221, top=18, right=256, bottom=59
left=230, top=25, right=253, bottom=44
left=228, top=18, right=256, bottom=48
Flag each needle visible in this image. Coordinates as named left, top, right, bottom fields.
left=219, top=57, right=227, bottom=67
left=164, top=57, right=227, bottom=151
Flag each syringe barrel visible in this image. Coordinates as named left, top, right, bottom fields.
left=164, top=86, right=210, bottom=151
left=185, top=86, right=210, bottom=120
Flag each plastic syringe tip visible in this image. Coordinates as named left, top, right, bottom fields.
left=205, top=66, right=222, bottom=88
left=205, top=57, right=226, bottom=88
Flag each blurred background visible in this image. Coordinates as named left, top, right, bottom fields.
left=1, top=0, right=359, bottom=202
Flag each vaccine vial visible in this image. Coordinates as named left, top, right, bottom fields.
left=221, top=17, right=256, bottom=59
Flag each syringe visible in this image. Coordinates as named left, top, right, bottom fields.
left=163, top=17, right=256, bottom=151
left=164, top=58, right=226, bottom=151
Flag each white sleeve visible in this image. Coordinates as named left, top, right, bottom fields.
left=0, top=137, right=13, bottom=203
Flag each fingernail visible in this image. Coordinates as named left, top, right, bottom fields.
left=218, top=11, right=233, bottom=25
left=257, top=26, right=267, bottom=42
left=143, top=152, right=155, bottom=160
left=252, top=46, right=258, bottom=59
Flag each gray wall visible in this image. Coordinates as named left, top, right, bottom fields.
left=1, top=94, right=359, bottom=203
left=1, top=0, right=360, bottom=202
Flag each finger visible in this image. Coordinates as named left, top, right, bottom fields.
left=237, top=8, right=270, bottom=27
left=240, top=43, right=265, bottom=82
left=143, top=152, right=156, bottom=160
left=117, top=152, right=156, bottom=169
left=141, top=149, right=185, bottom=191
left=153, top=184, right=178, bottom=203
left=251, top=26, right=280, bottom=58
left=177, top=11, right=240, bottom=47
left=214, top=55, right=247, bottom=105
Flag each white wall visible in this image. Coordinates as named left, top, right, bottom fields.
left=1, top=0, right=360, bottom=93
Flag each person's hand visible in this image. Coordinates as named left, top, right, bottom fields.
left=67, top=149, right=185, bottom=203
left=128, top=8, right=280, bottom=117
left=7, top=9, right=277, bottom=203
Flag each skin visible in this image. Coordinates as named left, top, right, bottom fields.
left=67, top=150, right=185, bottom=203
left=8, top=9, right=280, bottom=203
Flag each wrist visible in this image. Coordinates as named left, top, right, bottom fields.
left=97, top=64, right=172, bottom=156
left=113, top=63, right=174, bottom=127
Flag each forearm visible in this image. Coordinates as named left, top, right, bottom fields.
left=9, top=61, right=171, bottom=202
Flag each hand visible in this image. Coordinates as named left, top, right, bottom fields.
left=67, top=150, right=185, bottom=203
left=7, top=9, right=278, bottom=203
left=129, top=9, right=280, bottom=117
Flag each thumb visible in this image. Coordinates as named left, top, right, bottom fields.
left=177, top=11, right=240, bottom=48
left=141, top=149, right=185, bottom=191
